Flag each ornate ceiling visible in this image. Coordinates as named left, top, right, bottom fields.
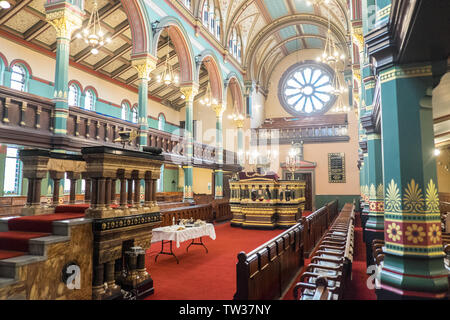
left=0, top=0, right=211, bottom=110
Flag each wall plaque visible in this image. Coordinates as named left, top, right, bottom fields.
left=328, top=153, right=345, bottom=183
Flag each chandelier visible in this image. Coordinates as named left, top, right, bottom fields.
left=332, top=93, right=351, bottom=113
left=156, top=34, right=179, bottom=85
left=228, top=101, right=245, bottom=122
left=75, top=0, right=111, bottom=55
left=306, top=0, right=331, bottom=6
left=285, top=142, right=302, bottom=179
left=199, top=82, right=217, bottom=107
left=0, top=1, right=10, bottom=9
left=316, top=30, right=345, bottom=66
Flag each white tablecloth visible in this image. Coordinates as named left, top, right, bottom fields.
left=151, top=223, right=216, bottom=248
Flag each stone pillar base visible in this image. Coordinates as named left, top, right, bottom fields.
left=21, top=206, right=55, bottom=216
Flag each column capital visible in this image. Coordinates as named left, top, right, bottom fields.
left=132, top=55, right=158, bottom=81
left=212, top=103, right=225, bottom=117
left=233, top=118, right=244, bottom=128
left=351, top=25, right=364, bottom=51
left=45, top=5, right=83, bottom=39
left=180, top=84, right=199, bottom=101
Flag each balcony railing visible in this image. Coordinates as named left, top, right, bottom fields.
left=0, top=86, right=239, bottom=170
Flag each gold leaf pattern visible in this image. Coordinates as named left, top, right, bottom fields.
left=376, top=183, right=384, bottom=199
left=425, top=179, right=440, bottom=214
left=369, top=184, right=376, bottom=199
left=402, top=179, right=424, bottom=213
left=385, top=179, right=401, bottom=212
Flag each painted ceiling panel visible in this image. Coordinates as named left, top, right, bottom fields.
left=279, top=26, right=298, bottom=40
left=301, top=24, right=321, bottom=35
left=305, top=38, right=323, bottom=49
left=293, top=0, right=315, bottom=13
left=263, top=0, right=289, bottom=20
left=285, top=39, right=303, bottom=53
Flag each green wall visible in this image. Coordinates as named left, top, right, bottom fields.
left=163, top=167, right=178, bottom=192
left=315, top=195, right=359, bottom=211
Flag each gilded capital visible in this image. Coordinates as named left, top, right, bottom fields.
left=351, top=26, right=364, bottom=51
left=234, top=118, right=245, bottom=128
left=46, top=9, right=83, bottom=39
left=180, top=84, right=199, bottom=101
left=132, top=56, right=157, bottom=80
left=212, top=104, right=225, bottom=117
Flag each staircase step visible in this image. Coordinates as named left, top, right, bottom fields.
left=0, top=250, right=26, bottom=260
left=8, top=213, right=85, bottom=233
left=0, top=277, right=16, bottom=289
left=0, top=217, right=19, bottom=232
left=28, top=235, right=70, bottom=256
left=0, top=255, right=47, bottom=279
left=0, top=231, right=50, bottom=252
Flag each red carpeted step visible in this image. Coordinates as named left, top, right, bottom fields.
left=0, top=249, right=26, bottom=260
left=0, top=231, right=50, bottom=252
left=54, top=204, right=89, bottom=213
left=8, top=213, right=85, bottom=233
left=302, top=210, right=313, bottom=217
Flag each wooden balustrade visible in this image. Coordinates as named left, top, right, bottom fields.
left=0, top=86, right=239, bottom=170
left=160, top=204, right=213, bottom=226
left=234, top=223, right=304, bottom=300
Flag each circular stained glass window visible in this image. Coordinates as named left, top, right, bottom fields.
left=278, top=61, right=336, bottom=115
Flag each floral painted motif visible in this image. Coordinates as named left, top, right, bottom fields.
left=386, top=222, right=402, bottom=242
left=403, top=179, right=424, bottom=213
left=385, top=179, right=401, bottom=212
left=405, top=224, right=425, bottom=244
left=428, top=224, right=442, bottom=244
left=425, top=179, right=440, bottom=214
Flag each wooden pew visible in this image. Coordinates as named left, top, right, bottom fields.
left=234, top=224, right=304, bottom=300
left=293, top=203, right=355, bottom=300
left=160, top=204, right=213, bottom=226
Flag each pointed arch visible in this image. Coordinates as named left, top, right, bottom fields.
left=196, top=50, right=224, bottom=102
left=225, top=72, right=244, bottom=114
left=152, top=16, right=195, bottom=85
left=121, top=0, right=152, bottom=57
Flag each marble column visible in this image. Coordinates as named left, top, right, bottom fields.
left=180, top=85, right=199, bottom=203
left=213, top=104, right=225, bottom=199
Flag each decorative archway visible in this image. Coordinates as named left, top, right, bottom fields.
left=196, top=50, right=223, bottom=102
left=225, top=73, right=244, bottom=114
left=151, top=16, right=195, bottom=85
left=120, top=0, right=152, bottom=57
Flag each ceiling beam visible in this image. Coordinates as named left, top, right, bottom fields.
left=0, top=0, right=33, bottom=25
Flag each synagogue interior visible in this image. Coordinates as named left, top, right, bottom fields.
left=0, top=0, right=448, bottom=302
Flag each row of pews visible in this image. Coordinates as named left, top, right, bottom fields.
left=234, top=200, right=340, bottom=300
left=293, top=203, right=355, bottom=300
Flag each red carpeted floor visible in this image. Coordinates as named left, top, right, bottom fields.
left=282, top=211, right=376, bottom=300
left=145, top=223, right=284, bottom=300
left=342, top=213, right=376, bottom=300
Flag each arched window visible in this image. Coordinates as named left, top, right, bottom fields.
left=3, top=146, right=21, bottom=195
left=68, top=83, right=80, bottom=107
left=229, top=28, right=242, bottom=62
left=84, top=89, right=95, bottom=111
left=202, top=1, right=220, bottom=40
left=121, top=102, right=129, bottom=120
left=183, top=0, right=191, bottom=9
left=0, top=57, right=5, bottom=86
left=158, top=114, right=166, bottom=131
left=131, top=106, right=138, bottom=124
left=202, top=1, right=208, bottom=25
left=10, top=64, right=26, bottom=91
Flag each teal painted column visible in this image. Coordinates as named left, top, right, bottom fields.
left=132, top=56, right=157, bottom=149
left=213, top=104, right=225, bottom=199
left=180, top=85, right=198, bottom=203
left=0, top=145, right=6, bottom=196
left=378, top=64, right=448, bottom=299
left=235, top=119, right=244, bottom=166
left=45, top=2, right=83, bottom=136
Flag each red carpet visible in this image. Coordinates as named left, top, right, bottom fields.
left=0, top=231, right=50, bottom=252
left=0, top=249, right=27, bottom=260
left=0, top=204, right=88, bottom=260
left=302, top=210, right=313, bottom=217
left=282, top=212, right=377, bottom=300
left=8, top=212, right=85, bottom=233
left=145, top=223, right=284, bottom=300
left=342, top=213, right=376, bottom=300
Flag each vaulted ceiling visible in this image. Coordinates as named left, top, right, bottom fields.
left=0, top=0, right=212, bottom=110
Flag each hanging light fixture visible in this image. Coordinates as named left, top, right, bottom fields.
left=75, top=0, right=111, bottom=55
left=199, top=81, right=217, bottom=107
left=0, top=1, right=11, bottom=9
left=332, top=92, right=351, bottom=113
left=306, top=0, right=331, bottom=6
left=156, top=33, right=179, bottom=86
left=228, top=100, right=245, bottom=121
